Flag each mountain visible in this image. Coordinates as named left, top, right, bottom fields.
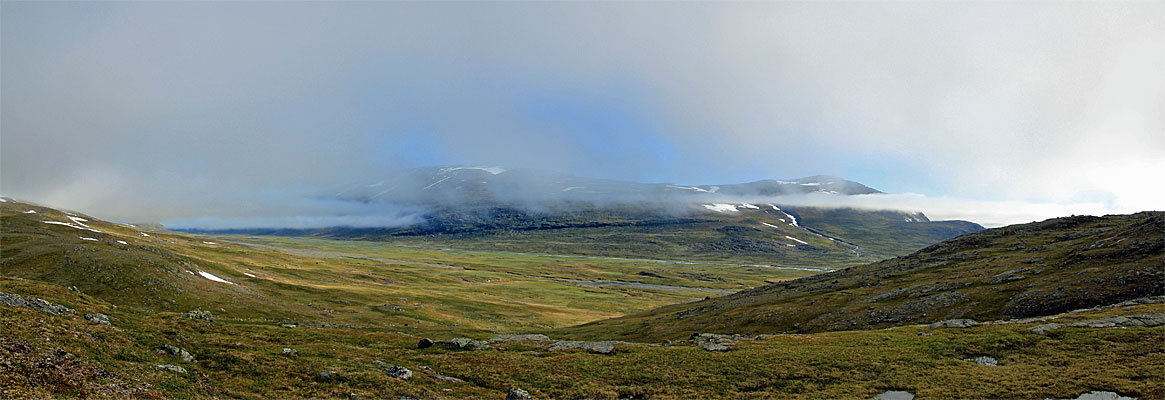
left=189, top=166, right=981, bottom=265
left=559, top=211, right=1164, bottom=341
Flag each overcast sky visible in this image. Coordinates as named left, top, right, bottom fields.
left=2, top=1, right=1162, bottom=226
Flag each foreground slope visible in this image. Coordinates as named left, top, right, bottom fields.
left=563, top=212, right=1164, bottom=341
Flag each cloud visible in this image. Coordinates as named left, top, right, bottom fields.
left=1, top=2, right=1161, bottom=225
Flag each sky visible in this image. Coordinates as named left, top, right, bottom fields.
left=2, top=1, right=1162, bottom=227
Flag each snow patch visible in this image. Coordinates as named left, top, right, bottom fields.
left=761, top=222, right=780, bottom=229
left=116, top=240, right=128, bottom=245
left=785, top=235, right=808, bottom=245
left=739, top=203, right=759, bottom=209
left=703, top=204, right=739, bottom=212
left=423, top=176, right=451, bottom=190
left=781, top=212, right=799, bottom=227
left=197, top=271, right=235, bottom=285
left=769, top=204, right=781, bottom=211
left=667, top=185, right=712, bottom=193
left=202, top=241, right=218, bottom=245
left=43, top=221, right=103, bottom=233
left=440, top=166, right=506, bottom=175
left=139, top=232, right=150, bottom=237
left=79, top=237, right=98, bottom=241
left=23, top=210, right=36, bottom=214
left=243, top=272, right=257, bottom=278
left=0, top=198, right=7, bottom=202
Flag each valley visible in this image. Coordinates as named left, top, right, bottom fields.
left=1, top=198, right=1161, bottom=399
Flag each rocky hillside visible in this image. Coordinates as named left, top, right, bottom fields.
left=561, top=212, right=1164, bottom=341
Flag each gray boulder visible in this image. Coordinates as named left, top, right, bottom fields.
left=1073, top=391, right=1135, bottom=400
left=875, top=390, right=914, bottom=400
left=490, top=334, right=550, bottom=343
left=160, top=345, right=195, bottom=362
left=0, top=292, right=75, bottom=316
left=372, top=360, right=412, bottom=379
left=282, top=347, right=298, bottom=357
left=85, top=313, right=111, bottom=325
left=434, top=338, right=492, bottom=351
left=928, top=319, right=979, bottom=329
left=698, top=341, right=733, bottom=352
left=184, top=310, right=213, bottom=320
left=506, top=388, right=531, bottom=400
left=964, top=356, right=998, bottom=366
left=548, top=340, right=615, bottom=354
left=154, top=364, right=187, bottom=374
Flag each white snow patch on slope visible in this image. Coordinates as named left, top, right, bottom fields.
left=198, top=271, right=235, bottom=285
left=243, top=272, right=257, bottom=278
left=24, top=210, right=37, bottom=214
left=79, top=237, right=98, bottom=241
left=703, top=204, right=739, bottom=212
left=441, top=166, right=506, bottom=175
left=0, top=198, right=7, bottom=202
left=785, top=235, right=808, bottom=245
left=769, top=204, right=781, bottom=211
left=423, top=176, right=451, bottom=190
left=739, top=203, right=759, bottom=209
left=667, top=185, right=712, bottom=193
left=761, top=222, right=781, bottom=229
left=140, top=232, right=150, bottom=237
left=203, top=241, right=218, bottom=245
left=781, top=212, right=799, bottom=227
left=116, top=240, right=128, bottom=245
left=43, top=221, right=103, bottom=233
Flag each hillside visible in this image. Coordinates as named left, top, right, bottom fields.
left=561, top=212, right=1164, bottom=341
left=1, top=199, right=1161, bottom=399
left=187, top=166, right=982, bottom=265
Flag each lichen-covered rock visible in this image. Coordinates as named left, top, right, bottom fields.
left=697, top=341, right=733, bottom=352
left=489, top=334, right=550, bottom=343
left=372, top=360, right=412, bottom=379
left=506, top=388, right=531, bottom=400
left=282, top=347, right=298, bottom=357
left=875, top=390, right=914, bottom=400
left=928, top=319, right=979, bottom=329
left=433, top=338, right=492, bottom=351
left=0, top=292, right=75, bottom=316
left=154, top=364, right=187, bottom=374
left=85, top=313, right=111, bottom=325
left=160, top=345, right=194, bottom=362
left=548, top=340, right=615, bottom=354
left=184, top=310, right=213, bottom=320
left=964, top=356, right=998, bottom=366
left=1030, top=313, right=1165, bottom=335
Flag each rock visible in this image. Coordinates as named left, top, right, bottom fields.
left=698, top=341, right=733, bottom=352
left=1030, top=313, right=1165, bottom=335
left=282, top=348, right=298, bottom=357
left=279, top=323, right=298, bottom=328
left=184, top=310, right=213, bottom=320
left=964, top=356, right=998, bottom=366
left=85, top=313, right=111, bottom=325
left=154, top=364, right=187, bottom=374
left=1073, top=391, right=1135, bottom=400
left=434, top=338, right=492, bottom=351
left=506, top=388, right=531, bottom=400
left=0, top=292, right=75, bottom=316
left=160, top=345, right=195, bottom=362
left=690, top=333, right=742, bottom=343
left=417, top=338, right=433, bottom=349
left=489, top=334, right=550, bottom=343
left=373, top=360, right=412, bottom=379
left=928, top=319, right=979, bottom=329
left=875, top=390, right=914, bottom=400
left=548, top=340, right=615, bottom=354
left=317, top=371, right=340, bottom=382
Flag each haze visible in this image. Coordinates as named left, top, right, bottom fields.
left=2, top=1, right=1162, bottom=227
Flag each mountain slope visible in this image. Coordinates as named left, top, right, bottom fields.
left=560, top=211, right=1164, bottom=341
left=190, top=166, right=982, bottom=264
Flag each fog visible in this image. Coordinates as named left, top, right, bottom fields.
left=2, top=2, right=1161, bottom=227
